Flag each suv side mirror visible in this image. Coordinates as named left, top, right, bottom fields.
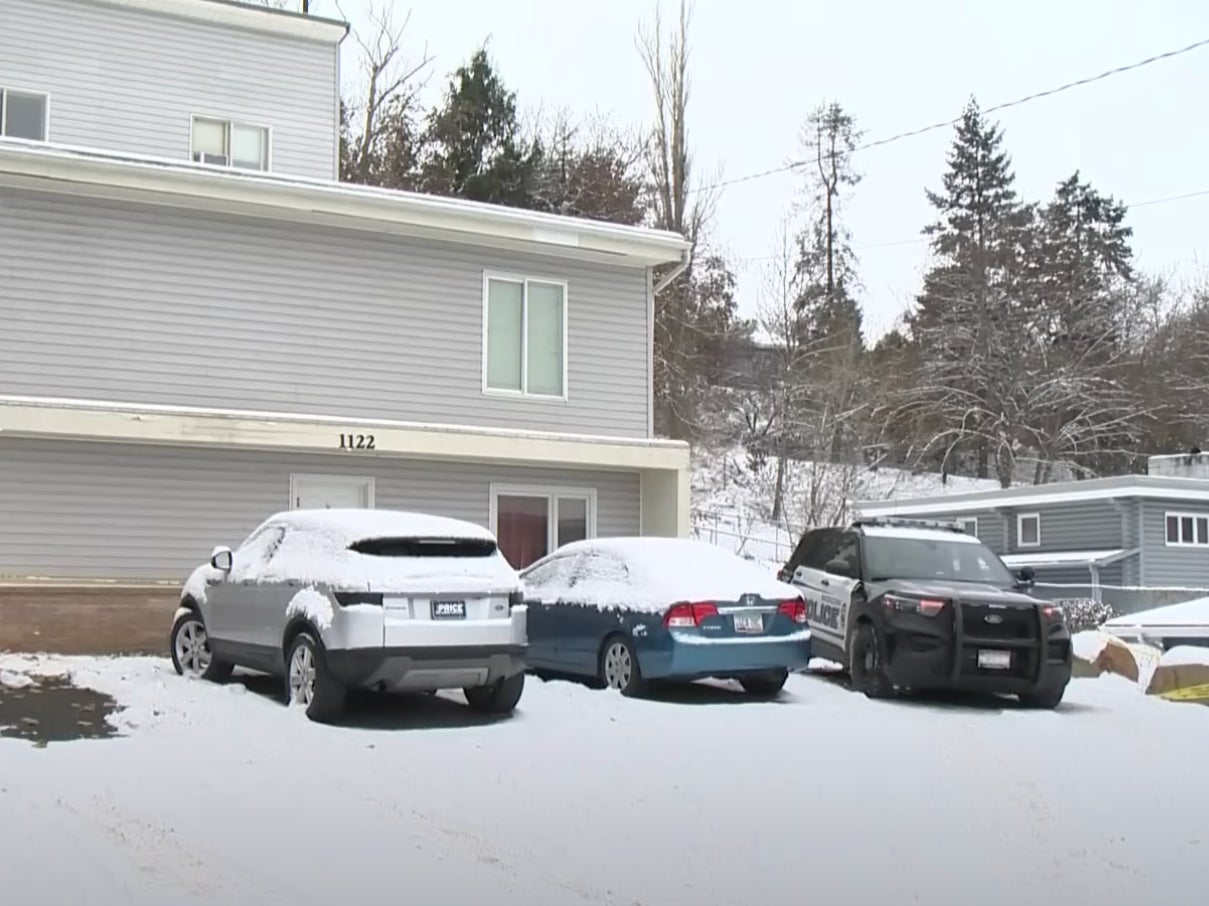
left=824, top=558, right=853, bottom=578
left=210, top=546, right=234, bottom=572
left=1017, top=565, right=1035, bottom=586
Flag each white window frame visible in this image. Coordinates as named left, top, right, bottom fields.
left=1164, top=510, right=1209, bottom=547
left=1016, top=512, right=1041, bottom=548
left=0, top=87, right=50, bottom=142
left=288, top=474, right=375, bottom=510
left=481, top=272, right=570, bottom=401
left=956, top=517, right=978, bottom=537
left=189, top=114, right=272, bottom=171
left=488, top=483, right=597, bottom=553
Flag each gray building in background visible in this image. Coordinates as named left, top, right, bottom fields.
left=852, top=452, right=1209, bottom=614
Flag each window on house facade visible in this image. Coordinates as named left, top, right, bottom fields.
left=484, top=276, right=567, bottom=398
left=1165, top=511, right=1209, bottom=547
left=1, top=89, right=48, bottom=141
left=490, top=485, right=594, bottom=569
left=1017, top=513, right=1040, bottom=547
left=956, top=517, right=978, bottom=537
left=191, top=116, right=269, bottom=170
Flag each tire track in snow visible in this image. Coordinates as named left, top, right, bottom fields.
left=43, top=790, right=326, bottom=905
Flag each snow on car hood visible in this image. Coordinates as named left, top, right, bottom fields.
left=526, top=537, right=801, bottom=612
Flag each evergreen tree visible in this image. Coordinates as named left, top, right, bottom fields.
left=905, top=98, right=1034, bottom=483
left=418, top=46, right=540, bottom=207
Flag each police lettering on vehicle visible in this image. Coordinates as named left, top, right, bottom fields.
left=807, top=595, right=844, bottom=631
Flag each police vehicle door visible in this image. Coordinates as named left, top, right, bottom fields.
left=789, top=529, right=846, bottom=649
left=820, top=531, right=862, bottom=653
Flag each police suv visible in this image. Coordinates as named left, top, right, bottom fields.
left=778, top=517, right=1072, bottom=708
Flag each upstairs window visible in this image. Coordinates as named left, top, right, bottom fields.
left=1165, top=512, right=1209, bottom=547
left=191, top=116, right=269, bottom=171
left=1, top=89, right=48, bottom=141
left=484, top=275, right=567, bottom=398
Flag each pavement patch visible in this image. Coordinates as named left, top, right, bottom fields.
left=0, top=671, right=121, bottom=745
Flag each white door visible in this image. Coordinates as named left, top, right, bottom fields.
left=290, top=475, right=374, bottom=510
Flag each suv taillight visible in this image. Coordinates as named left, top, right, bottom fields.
left=777, top=598, right=808, bottom=624
left=663, top=601, right=718, bottom=628
left=334, top=592, right=383, bottom=607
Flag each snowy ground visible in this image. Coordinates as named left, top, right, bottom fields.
left=3, top=656, right=1209, bottom=904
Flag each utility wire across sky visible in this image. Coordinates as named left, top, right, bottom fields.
left=696, top=35, right=1209, bottom=196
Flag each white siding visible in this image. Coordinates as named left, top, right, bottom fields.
left=0, top=0, right=338, bottom=179
left=0, top=438, right=641, bottom=580
left=0, top=188, right=652, bottom=437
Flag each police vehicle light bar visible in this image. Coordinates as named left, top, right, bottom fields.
left=850, top=516, right=970, bottom=533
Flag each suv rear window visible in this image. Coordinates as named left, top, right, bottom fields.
left=349, top=537, right=497, bottom=558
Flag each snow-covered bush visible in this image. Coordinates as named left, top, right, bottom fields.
left=1055, top=598, right=1118, bottom=633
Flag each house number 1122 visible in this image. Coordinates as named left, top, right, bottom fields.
left=339, top=433, right=376, bottom=451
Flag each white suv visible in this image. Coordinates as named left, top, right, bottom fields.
left=170, top=508, right=528, bottom=722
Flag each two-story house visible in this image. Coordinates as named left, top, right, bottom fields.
left=850, top=452, right=1209, bottom=614
left=0, top=0, right=692, bottom=648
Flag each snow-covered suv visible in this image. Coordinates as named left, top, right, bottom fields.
left=170, top=509, right=528, bottom=722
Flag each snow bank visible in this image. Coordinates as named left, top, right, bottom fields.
left=526, top=537, right=801, bottom=612
left=0, top=669, right=34, bottom=689
left=285, top=588, right=334, bottom=632
left=1072, top=631, right=1112, bottom=663
left=1158, top=646, right=1209, bottom=668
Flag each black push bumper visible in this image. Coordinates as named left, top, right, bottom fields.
left=880, top=602, right=1071, bottom=695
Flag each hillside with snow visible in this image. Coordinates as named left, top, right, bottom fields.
left=691, top=445, right=1002, bottom=566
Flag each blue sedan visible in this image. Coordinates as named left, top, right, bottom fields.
left=519, top=537, right=813, bottom=697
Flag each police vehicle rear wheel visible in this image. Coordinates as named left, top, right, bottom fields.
left=850, top=622, right=892, bottom=699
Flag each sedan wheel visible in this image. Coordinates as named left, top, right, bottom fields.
left=169, top=609, right=232, bottom=682
left=601, top=636, right=645, bottom=697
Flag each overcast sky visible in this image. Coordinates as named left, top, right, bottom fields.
left=311, top=0, right=1209, bottom=338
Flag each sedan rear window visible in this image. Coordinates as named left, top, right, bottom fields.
left=349, top=537, right=497, bottom=558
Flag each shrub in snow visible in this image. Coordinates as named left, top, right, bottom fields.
left=1055, top=598, right=1118, bottom=633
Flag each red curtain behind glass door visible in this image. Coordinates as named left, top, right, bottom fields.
left=496, top=495, right=549, bottom=568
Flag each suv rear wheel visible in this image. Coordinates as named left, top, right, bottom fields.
left=850, top=622, right=893, bottom=699
left=464, top=672, right=525, bottom=715
left=285, top=632, right=346, bottom=723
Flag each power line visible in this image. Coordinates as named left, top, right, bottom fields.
left=697, top=35, right=1209, bottom=195
left=729, top=185, right=1209, bottom=270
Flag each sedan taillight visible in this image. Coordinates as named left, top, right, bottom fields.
left=663, top=601, right=719, bottom=628
left=776, top=598, right=808, bottom=624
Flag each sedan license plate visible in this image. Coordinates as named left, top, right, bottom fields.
left=978, top=649, right=1011, bottom=670
left=734, top=613, right=763, bottom=634
left=431, top=600, right=466, bottom=620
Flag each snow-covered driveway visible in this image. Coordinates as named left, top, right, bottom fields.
left=2, top=657, right=1207, bottom=904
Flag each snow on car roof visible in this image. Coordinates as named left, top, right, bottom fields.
left=859, top=526, right=982, bottom=544
left=532, top=537, right=799, bottom=610
left=1103, top=596, right=1209, bottom=630
left=261, top=508, right=496, bottom=544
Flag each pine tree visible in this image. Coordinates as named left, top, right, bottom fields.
left=905, top=98, right=1034, bottom=483
left=418, top=46, right=539, bottom=207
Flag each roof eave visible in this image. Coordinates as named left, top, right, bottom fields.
left=92, top=0, right=349, bottom=43
left=0, top=141, right=690, bottom=268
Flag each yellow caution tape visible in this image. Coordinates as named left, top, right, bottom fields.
left=1159, top=683, right=1209, bottom=701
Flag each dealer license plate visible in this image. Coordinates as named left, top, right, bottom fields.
left=431, top=600, right=466, bottom=619
left=977, top=649, right=1011, bottom=670
left=734, top=613, right=763, bottom=634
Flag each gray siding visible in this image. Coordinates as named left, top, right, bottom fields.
left=1002, top=501, right=1123, bottom=551
left=0, top=438, right=640, bottom=580
left=0, top=189, right=651, bottom=437
left=1139, top=500, right=1209, bottom=592
left=1, top=0, right=338, bottom=179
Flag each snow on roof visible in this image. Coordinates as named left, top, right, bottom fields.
left=1103, top=597, right=1209, bottom=632
left=536, top=537, right=799, bottom=611
left=854, top=474, right=1209, bottom=516
left=1000, top=549, right=1133, bottom=569
left=0, top=140, right=689, bottom=268
left=262, top=509, right=496, bottom=544
left=91, top=0, right=350, bottom=42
